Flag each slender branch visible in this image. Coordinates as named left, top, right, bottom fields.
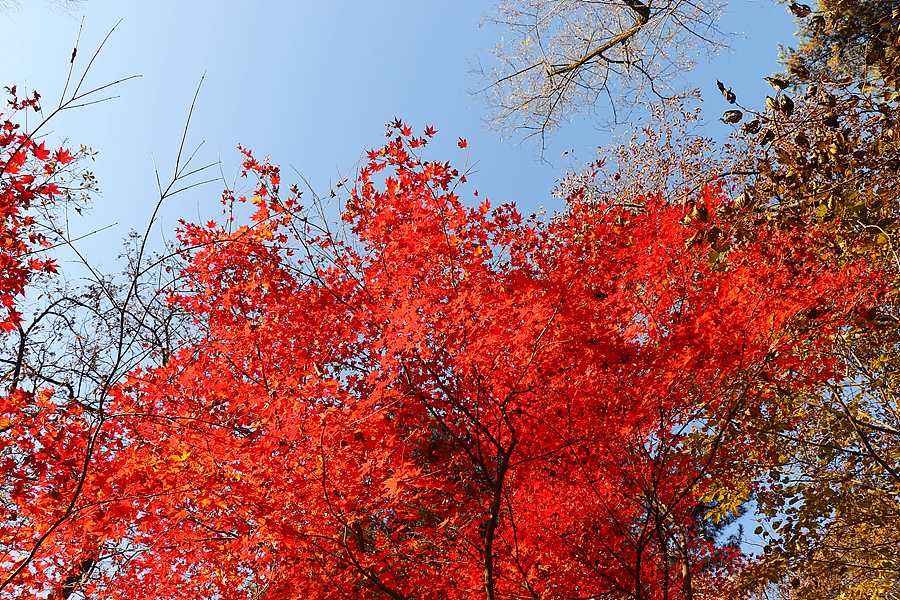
left=832, top=384, right=900, bottom=484
left=58, top=16, right=84, bottom=109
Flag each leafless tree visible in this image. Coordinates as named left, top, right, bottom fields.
left=471, top=0, right=729, bottom=150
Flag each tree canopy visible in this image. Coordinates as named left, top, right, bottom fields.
left=4, top=0, right=900, bottom=598
left=2, top=109, right=891, bottom=597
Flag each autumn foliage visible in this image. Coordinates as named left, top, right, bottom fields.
left=1, top=112, right=888, bottom=600
left=0, top=87, right=71, bottom=333
left=0, top=86, right=103, bottom=598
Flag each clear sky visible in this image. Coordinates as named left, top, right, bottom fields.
left=1, top=0, right=796, bottom=267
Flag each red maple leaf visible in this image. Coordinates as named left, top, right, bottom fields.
left=31, top=141, right=49, bottom=162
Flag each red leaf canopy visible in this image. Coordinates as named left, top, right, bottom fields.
left=8, top=122, right=880, bottom=600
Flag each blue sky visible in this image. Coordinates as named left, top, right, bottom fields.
left=1, top=0, right=796, bottom=267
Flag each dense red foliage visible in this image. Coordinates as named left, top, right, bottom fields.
left=1, top=121, right=883, bottom=599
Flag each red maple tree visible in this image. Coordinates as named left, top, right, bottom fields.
left=2, top=121, right=885, bottom=599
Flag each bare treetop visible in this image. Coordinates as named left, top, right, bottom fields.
left=472, top=0, right=728, bottom=150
